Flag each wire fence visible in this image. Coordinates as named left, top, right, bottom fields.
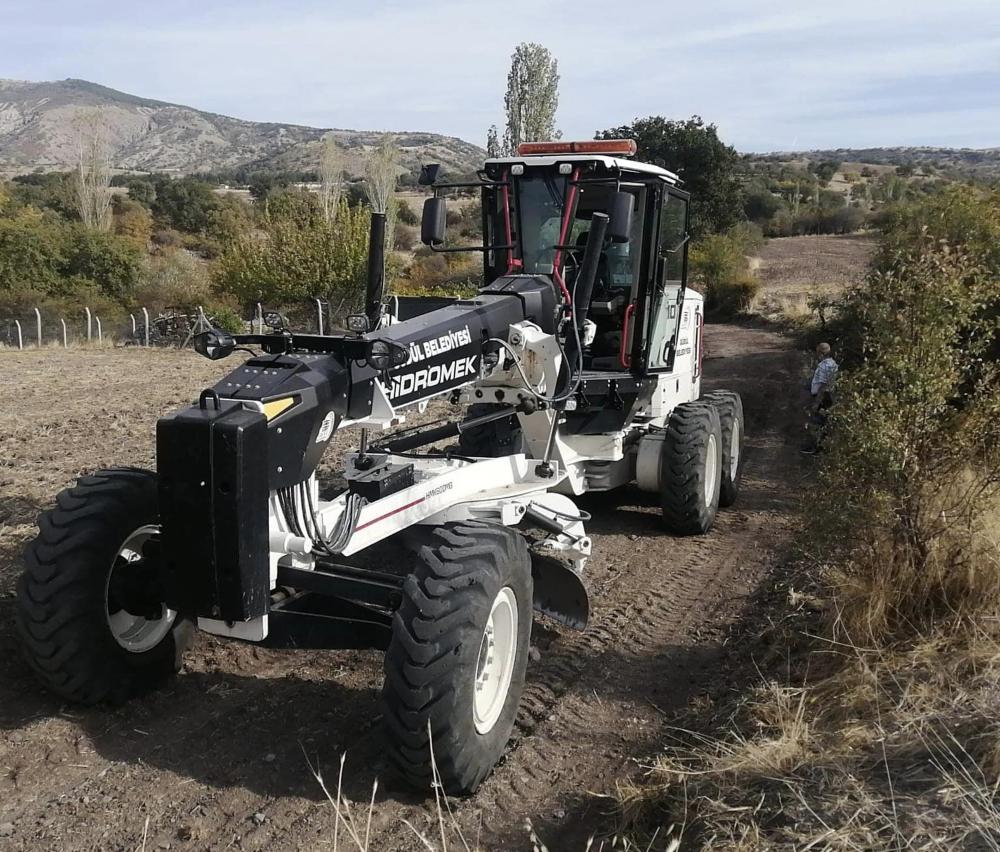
left=0, top=299, right=340, bottom=350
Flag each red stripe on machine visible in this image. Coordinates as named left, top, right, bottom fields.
left=354, top=497, right=426, bottom=532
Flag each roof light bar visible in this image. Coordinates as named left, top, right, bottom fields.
left=515, top=139, right=638, bottom=157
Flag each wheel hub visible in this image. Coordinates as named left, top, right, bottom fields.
left=105, top=525, right=177, bottom=653
left=730, top=420, right=741, bottom=480
left=473, top=587, right=518, bottom=735
left=705, top=433, right=719, bottom=507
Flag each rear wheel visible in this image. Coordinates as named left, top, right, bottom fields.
left=704, top=390, right=745, bottom=507
left=16, top=468, right=194, bottom=705
left=381, top=521, right=532, bottom=795
left=660, top=402, right=723, bottom=535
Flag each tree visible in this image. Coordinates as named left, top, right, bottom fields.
left=486, top=125, right=500, bottom=158
left=502, top=42, right=560, bottom=155
left=812, top=159, right=840, bottom=184
left=73, top=109, right=113, bottom=232
left=365, top=135, right=401, bottom=280
left=319, top=135, right=345, bottom=223
left=598, top=116, right=743, bottom=237
left=151, top=177, right=219, bottom=234
left=364, top=135, right=400, bottom=215
left=125, top=177, right=156, bottom=207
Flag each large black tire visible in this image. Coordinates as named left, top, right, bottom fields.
left=381, top=521, right=532, bottom=795
left=457, top=403, right=523, bottom=458
left=660, top=402, right=723, bottom=535
left=703, top=390, right=745, bottom=508
left=16, top=468, right=194, bottom=705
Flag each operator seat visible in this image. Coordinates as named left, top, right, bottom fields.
left=573, top=230, right=625, bottom=371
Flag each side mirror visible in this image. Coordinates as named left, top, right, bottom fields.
left=418, top=163, right=441, bottom=186
left=193, top=329, right=236, bottom=360
left=608, top=191, right=634, bottom=243
left=421, top=196, right=447, bottom=247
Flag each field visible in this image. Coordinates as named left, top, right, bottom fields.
left=0, top=239, right=865, bottom=849
left=751, top=233, right=875, bottom=318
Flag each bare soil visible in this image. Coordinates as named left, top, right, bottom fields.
left=0, top=324, right=807, bottom=850
left=752, top=234, right=875, bottom=318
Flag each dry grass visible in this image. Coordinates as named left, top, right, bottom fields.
left=620, top=638, right=1000, bottom=849
left=312, top=723, right=681, bottom=851
left=618, top=493, right=1000, bottom=851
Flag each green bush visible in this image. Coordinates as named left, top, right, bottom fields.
left=813, top=193, right=1000, bottom=641
left=0, top=210, right=68, bottom=292
left=64, top=228, right=143, bottom=301
left=214, top=197, right=370, bottom=307
left=707, top=275, right=760, bottom=315
left=0, top=210, right=143, bottom=302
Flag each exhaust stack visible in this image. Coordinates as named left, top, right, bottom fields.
left=365, top=212, right=387, bottom=328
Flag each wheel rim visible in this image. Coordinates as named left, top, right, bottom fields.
left=473, top=587, right=518, bottom=735
left=105, top=525, right=176, bottom=654
left=705, top=434, right=718, bottom=507
left=729, top=419, right=741, bottom=480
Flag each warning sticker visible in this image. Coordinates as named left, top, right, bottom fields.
left=316, top=412, right=338, bottom=443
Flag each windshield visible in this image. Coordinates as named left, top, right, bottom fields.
left=515, top=171, right=567, bottom=275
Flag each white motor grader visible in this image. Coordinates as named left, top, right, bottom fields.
left=17, top=139, right=744, bottom=794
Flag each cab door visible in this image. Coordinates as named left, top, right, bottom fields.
left=641, top=185, right=690, bottom=373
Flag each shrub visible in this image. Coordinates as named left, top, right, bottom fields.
left=396, top=250, right=480, bottom=296
left=151, top=177, right=220, bottom=234
left=112, top=197, right=153, bottom=248
left=396, top=200, right=419, bottom=226
left=0, top=210, right=68, bottom=292
left=64, top=228, right=144, bottom=302
left=214, top=197, right=370, bottom=307
left=689, top=224, right=762, bottom=315
left=393, top=223, right=417, bottom=252
left=815, top=233, right=1000, bottom=642
left=707, top=275, right=760, bottom=315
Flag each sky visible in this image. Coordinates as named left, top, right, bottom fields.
left=2, top=0, right=999, bottom=152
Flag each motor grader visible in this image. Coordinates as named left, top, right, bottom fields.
left=17, top=139, right=744, bottom=794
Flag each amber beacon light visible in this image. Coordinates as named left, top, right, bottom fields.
left=515, top=139, right=638, bottom=157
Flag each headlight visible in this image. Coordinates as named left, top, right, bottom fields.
left=346, top=314, right=370, bottom=333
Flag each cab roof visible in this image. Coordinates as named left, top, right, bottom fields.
left=484, top=154, right=681, bottom=185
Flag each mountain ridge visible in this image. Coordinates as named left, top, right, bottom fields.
left=0, top=77, right=484, bottom=177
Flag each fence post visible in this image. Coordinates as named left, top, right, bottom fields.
left=61, top=318, right=67, bottom=348
left=84, top=307, right=92, bottom=341
left=14, top=320, right=23, bottom=350
left=256, top=302, right=263, bottom=334
left=142, top=307, right=150, bottom=347
left=315, top=298, right=324, bottom=336
left=130, top=313, right=137, bottom=338
left=34, top=307, right=42, bottom=347
left=95, top=316, right=103, bottom=343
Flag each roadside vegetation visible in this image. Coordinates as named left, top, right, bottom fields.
left=617, top=186, right=1000, bottom=849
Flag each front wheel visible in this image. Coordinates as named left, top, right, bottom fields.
left=381, top=521, right=533, bottom=795
left=16, top=468, right=194, bottom=705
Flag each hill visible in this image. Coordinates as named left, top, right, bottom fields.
left=0, top=78, right=483, bottom=177
left=750, top=146, right=1000, bottom=179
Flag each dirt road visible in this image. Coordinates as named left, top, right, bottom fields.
left=0, top=323, right=805, bottom=850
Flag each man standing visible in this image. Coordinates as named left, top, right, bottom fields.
left=803, top=342, right=838, bottom=454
